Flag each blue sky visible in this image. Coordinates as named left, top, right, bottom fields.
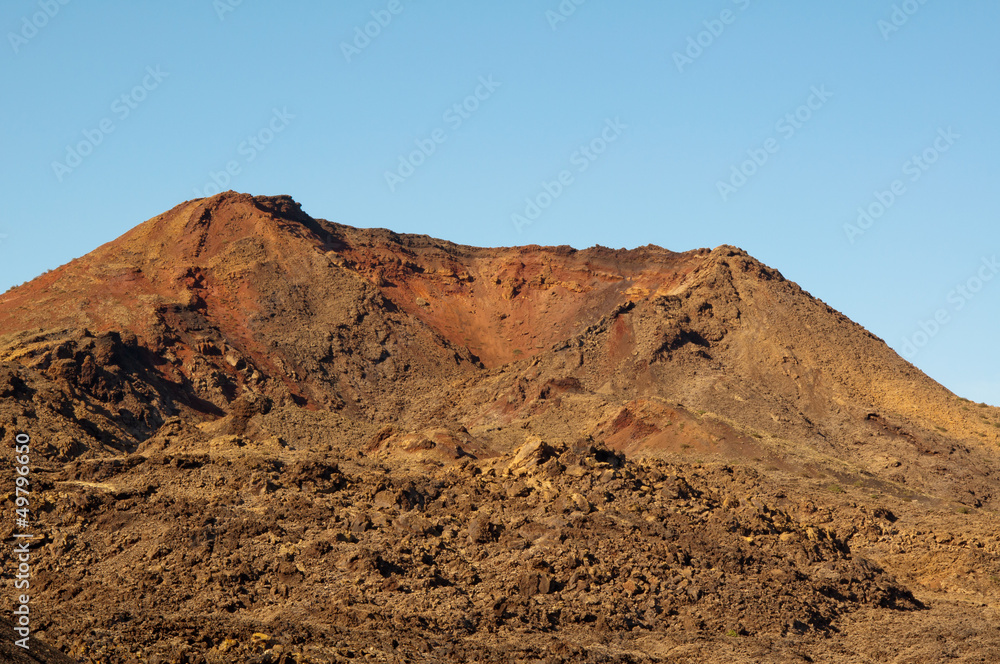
left=2, top=0, right=998, bottom=405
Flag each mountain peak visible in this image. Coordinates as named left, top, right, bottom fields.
left=4, top=194, right=1000, bottom=661
left=0, top=194, right=997, bottom=500
left=196, top=190, right=309, bottom=220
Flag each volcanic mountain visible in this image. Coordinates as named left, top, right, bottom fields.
left=3, top=192, right=1000, bottom=663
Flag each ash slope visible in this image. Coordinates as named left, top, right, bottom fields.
left=1, top=191, right=997, bottom=503
left=1, top=192, right=999, bottom=663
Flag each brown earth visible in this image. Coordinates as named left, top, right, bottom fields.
left=1, top=192, right=999, bottom=663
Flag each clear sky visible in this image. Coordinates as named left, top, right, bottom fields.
left=2, top=0, right=998, bottom=405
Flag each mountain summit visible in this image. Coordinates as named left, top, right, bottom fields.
left=2, top=192, right=995, bottom=500
left=3, top=192, right=1000, bottom=663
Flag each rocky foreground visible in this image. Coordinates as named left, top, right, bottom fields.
left=8, top=414, right=1000, bottom=663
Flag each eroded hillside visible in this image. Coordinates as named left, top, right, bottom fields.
left=2, top=192, right=999, bottom=663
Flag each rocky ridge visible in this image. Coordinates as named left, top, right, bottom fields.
left=1, top=192, right=999, bottom=663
